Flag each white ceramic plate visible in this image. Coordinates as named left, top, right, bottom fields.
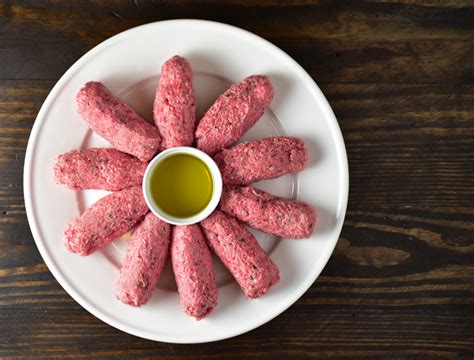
left=24, top=20, right=349, bottom=343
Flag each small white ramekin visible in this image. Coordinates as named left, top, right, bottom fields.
left=142, top=146, right=222, bottom=226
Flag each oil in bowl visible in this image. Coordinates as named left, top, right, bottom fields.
left=148, top=153, right=213, bottom=218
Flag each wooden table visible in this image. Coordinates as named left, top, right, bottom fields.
left=1, top=1, right=473, bottom=358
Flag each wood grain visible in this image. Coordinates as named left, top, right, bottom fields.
left=1, top=1, right=473, bottom=82
left=1, top=308, right=473, bottom=359
left=0, top=0, right=473, bottom=358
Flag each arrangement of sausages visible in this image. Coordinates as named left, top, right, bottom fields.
left=56, top=55, right=318, bottom=319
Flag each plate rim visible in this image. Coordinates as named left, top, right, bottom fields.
left=23, top=19, right=349, bottom=343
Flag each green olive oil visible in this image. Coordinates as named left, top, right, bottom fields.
left=149, top=154, right=213, bottom=218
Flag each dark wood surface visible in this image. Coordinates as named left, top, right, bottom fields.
left=1, top=1, right=473, bottom=358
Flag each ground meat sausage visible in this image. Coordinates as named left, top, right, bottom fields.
left=64, top=186, right=149, bottom=256
left=76, top=81, right=161, bottom=161
left=220, top=186, right=317, bottom=239
left=171, top=225, right=218, bottom=320
left=115, top=212, right=171, bottom=307
left=195, top=75, right=274, bottom=155
left=214, top=136, right=308, bottom=185
left=153, top=55, right=196, bottom=149
left=53, top=148, right=147, bottom=191
left=200, top=210, right=279, bottom=299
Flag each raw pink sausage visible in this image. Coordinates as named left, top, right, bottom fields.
left=220, top=186, right=317, bottom=239
left=171, top=225, right=218, bottom=320
left=214, top=136, right=308, bottom=185
left=64, top=186, right=149, bottom=256
left=115, top=212, right=171, bottom=307
left=200, top=210, right=279, bottom=299
left=195, top=75, right=274, bottom=155
left=76, top=81, right=161, bottom=161
left=153, top=55, right=196, bottom=149
left=53, top=148, right=147, bottom=191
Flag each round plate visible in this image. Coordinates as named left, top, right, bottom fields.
left=24, top=20, right=349, bottom=343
